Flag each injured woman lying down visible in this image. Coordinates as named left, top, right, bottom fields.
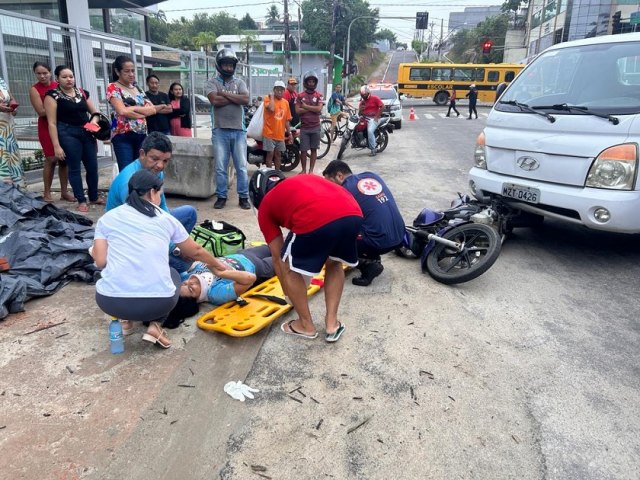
left=179, top=245, right=275, bottom=305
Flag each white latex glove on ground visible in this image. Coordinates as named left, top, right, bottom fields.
left=224, top=380, right=259, bottom=402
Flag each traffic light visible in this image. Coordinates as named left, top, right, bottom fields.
left=482, top=40, right=493, bottom=54
left=612, top=11, right=622, bottom=34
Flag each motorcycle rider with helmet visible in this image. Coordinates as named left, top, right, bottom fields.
left=295, top=71, right=324, bottom=174
left=358, top=85, right=384, bottom=157
left=205, top=48, right=251, bottom=210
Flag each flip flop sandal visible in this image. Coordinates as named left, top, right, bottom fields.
left=141, top=325, right=171, bottom=349
left=325, top=322, right=345, bottom=343
left=90, top=197, right=106, bottom=205
left=61, top=193, right=76, bottom=202
left=77, top=203, right=89, bottom=213
left=120, top=320, right=134, bottom=336
left=42, top=195, right=55, bottom=203
left=280, top=320, right=318, bottom=340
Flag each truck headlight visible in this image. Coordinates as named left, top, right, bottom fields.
left=390, top=104, right=401, bottom=111
left=474, top=132, right=486, bottom=169
left=586, top=143, right=638, bottom=190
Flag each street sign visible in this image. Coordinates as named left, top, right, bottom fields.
left=631, top=11, right=640, bottom=25
left=416, top=12, right=428, bottom=30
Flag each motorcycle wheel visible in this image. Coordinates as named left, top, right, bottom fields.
left=280, top=144, right=301, bottom=172
left=375, top=130, right=389, bottom=153
left=316, top=129, right=332, bottom=159
left=424, top=223, right=501, bottom=285
left=337, top=134, right=350, bottom=160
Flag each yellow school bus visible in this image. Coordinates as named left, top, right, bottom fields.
left=397, top=62, right=524, bottom=105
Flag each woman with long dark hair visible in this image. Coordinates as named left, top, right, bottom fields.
left=92, top=169, right=231, bottom=349
left=29, top=61, right=74, bottom=202
left=44, top=65, right=101, bottom=213
left=107, top=55, right=157, bottom=170
left=168, top=82, right=192, bottom=137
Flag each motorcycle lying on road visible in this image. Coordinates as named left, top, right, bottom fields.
left=397, top=194, right=503, bottom=285
left=337, top=108, right=395, bottom=159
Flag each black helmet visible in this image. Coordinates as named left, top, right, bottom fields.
left=215, top=48, right=238, bottom=78
left=88, top=113, right=111, bottom=141
left=249, top=168, right=286, bottom=209
left=303, top=70, right=319, bottom=89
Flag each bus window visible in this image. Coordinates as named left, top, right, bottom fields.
left=488, top=71, right=499, bottom=82
left=505, top=71, right=516, bottom=82
left=474, top=69, right=486, bottom=81
left=432, top=68, right=452, bottom=81
left=409, top=67, right=431, bottom=81
left=452, top=68, right=474, bottom=81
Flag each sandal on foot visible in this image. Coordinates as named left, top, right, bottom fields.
left=77, top=203, right=89, bottom=213
left=325, top=322, right=345, bottom=343
left=280, top=320, right=318, bottom=340
left=120, top=320, right=134, bottom=336
left=61, top=193, right=76, bottom=202
left=141, top=322, right=171, bottom=349
left=90, top=197, right=106, bottom=205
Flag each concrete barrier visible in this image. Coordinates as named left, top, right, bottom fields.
left=163, top=136, right=215, bottom=198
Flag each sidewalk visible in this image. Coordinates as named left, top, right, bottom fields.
left=0, top=161, right=271, bottom=479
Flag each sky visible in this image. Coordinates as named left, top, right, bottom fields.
left=155, top=0, right=506, bottom=44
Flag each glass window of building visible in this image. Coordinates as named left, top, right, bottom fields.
left=0, top=0, right=61, bottom=21
left=109, top=9, right=145, bottom=41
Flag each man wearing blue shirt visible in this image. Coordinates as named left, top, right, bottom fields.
left=106, top=132, right=197, bottom=270
left=323, top=160, right=405, bottom=286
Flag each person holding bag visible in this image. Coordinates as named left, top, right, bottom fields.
left=262, top=80, right=292, bottom=170
left=44, top=65, right=102, bottom=213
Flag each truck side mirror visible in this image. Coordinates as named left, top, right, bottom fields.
left=495, top=82, right=508, bottom=102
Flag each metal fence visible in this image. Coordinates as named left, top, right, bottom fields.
left=0, top=9, right=283, bottom=154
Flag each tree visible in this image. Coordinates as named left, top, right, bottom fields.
left=151, top=12, right=239, bottom=51
left=266, top=5, right=280, bottom=26
left=501, top=0, right=528, bottom=13
left=239, top=13, right=258, bottom=30
left=193, top=32, right=217, bottom=54
left=411, top=39, right=427, bottom=58
left=448, top=14, right=509, bottom=63
left=375, top=28, right=397, bottom=45
left=302, top=0, right=378, bottom=59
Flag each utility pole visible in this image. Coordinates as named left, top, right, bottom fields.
left=327, top=0, right=339, bottom=99
left=426, top=21, right=434, bottom=59
left=283, top=0, right=291, bottom=74
left=438, top=18, right=443, bottom=60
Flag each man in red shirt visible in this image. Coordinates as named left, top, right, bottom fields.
left=358, top=85, right=384, bottom=157
left=283, top=77, right=299, bottom=128
left=250, top=169, right=363, bottom=343
left=295, top=71, right=325, bottom=174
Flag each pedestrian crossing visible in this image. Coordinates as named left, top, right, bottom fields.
left=408, top=112, right=489, bottom=121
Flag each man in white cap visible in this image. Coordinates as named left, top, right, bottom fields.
left=465, top=84, right=478, bottom=119
left=262, top=80, right=293, bottom=170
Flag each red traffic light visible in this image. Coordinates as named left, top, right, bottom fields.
left=482, top=40, right=493, bottom=54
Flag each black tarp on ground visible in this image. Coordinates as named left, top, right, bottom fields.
left=0, top=183, right=97, bottom=319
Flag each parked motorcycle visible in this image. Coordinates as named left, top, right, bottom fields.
left=397, top=194, right=502, bottom=284
left=247, top=129, right=301, bottom=172
left=336, top=109, right=394, bottom=160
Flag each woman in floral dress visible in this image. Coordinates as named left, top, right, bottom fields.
left=0, top=77, right=24, bottom=187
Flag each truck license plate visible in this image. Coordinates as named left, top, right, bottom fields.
left=502, top=183, right=540, bottom=204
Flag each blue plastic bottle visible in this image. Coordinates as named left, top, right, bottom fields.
left=109, top=318, right=125, bottom=354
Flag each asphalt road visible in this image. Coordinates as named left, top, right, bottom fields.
left=3, top=103, right=639, bottom=479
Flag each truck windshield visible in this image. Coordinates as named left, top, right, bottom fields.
left=496, top=41, right=640, bottom=115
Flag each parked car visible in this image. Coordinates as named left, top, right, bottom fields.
left=193, top=94, right=211, bottom=113
left=469, top=32, right=640, bottom=234
left=369, top=83, right=403, bottom=130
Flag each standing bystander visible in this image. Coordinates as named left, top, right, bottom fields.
left=145, top=74, right=172, bottom=135
left=466, top=84, right=478, bottom=119
left=205, top=48, right=251, bottom=210
left=262, top=80, right=292, bottom=170
left=295, top=71, right=324, bottom=174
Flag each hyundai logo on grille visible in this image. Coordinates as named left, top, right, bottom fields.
left=516, top=156, right=539, bottom=171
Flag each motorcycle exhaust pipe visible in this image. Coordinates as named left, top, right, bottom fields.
left=428, top=234, right=463, bottom=251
